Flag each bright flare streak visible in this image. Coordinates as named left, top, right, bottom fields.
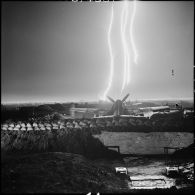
left=121, top=1, right=127, bottom=93
left=126, top=50, right=130, bottom=84
left=101, top=6, right=114, bottom=101
left=130, top=0, right=138, bottom=64
left=121, top=1, right=130, bottom=93
left=125, top=3, right=130, bottom=85
left=101, top=1, right=138, bottom=99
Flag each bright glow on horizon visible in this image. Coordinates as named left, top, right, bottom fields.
left=101, top=5, right=114, bottom=101
left=2, top=96, right=194, bottom=105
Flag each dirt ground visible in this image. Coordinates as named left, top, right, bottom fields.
left=1, top=152, right=129, bottom=193
left=1, top=152, right=193, bottom=194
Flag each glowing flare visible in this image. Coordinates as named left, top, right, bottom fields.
left=126, top=51, right=130, bottom=84
left=130, top=0, right=138, bottom=64
left=125, top=2, right=130, bottom=85
left=101, top=0, right=138, bottom=99
left=101, top=5, right=114, bottom=101
left=121, top=0, right=138, bottom=93
left=121, top=3, right=126, bottom=93
left=121, top=2, right=127, bottom=93
left=121, top=0, right=130, bottom=93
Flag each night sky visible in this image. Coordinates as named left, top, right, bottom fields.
left=1, top=1, right=194, bottom=103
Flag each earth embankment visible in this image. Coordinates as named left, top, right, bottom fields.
left=1, top=152, right=128, bottom=193
left=94, top=131, right=193, bottom=154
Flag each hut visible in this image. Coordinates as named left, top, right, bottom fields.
left=9, top=123, right=15, bottom=128
left=20, top=127, right=26, bottom=131
left=34, top=127, right=40, bottom=131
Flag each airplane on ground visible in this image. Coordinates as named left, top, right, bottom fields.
left=70, top=93, right=182, bottom=120
left=94, top=93, right=144, bottom=119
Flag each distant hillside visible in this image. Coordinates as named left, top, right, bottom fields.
left=49, top=103, right=66, bottom=111
left=35, top=104, right=54, bottom=113
left=1, top=103, right=71, bottom=122
left=127, top=102, right=158, bottom=110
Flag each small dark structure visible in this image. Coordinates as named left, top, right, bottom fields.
left=106, top=146, right=120, bottom=153
left=163, top=147, right=184, bottom=155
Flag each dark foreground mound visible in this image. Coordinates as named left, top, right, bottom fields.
left=1, top=128, right=121, bottom=160
left=1, top=152, right=128, bottom=193
left=172, top=143, right=194, bottom=158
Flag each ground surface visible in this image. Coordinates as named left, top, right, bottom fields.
left=2, top=152, right=193, bottom=194
left=1, top=152, right=129, bottom=193
left=124, top=156, right=194, bottom=193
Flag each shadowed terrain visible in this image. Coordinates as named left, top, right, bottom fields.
left=1, top=152, right=129, bottom=193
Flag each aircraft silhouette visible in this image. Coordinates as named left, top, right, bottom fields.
left=94, top=93, right=134, bottom=118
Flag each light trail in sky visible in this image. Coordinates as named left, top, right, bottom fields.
left=121, top=0, right=138, bottom=94
left=101, top=0, right=138, bottom=100
left=121, top=0, right=129, bottom=93
left=130, top=0, right=138, bottom=65
left=125, top=1, right=131, bottom=86
left=101, top=5, right=114, bottom=101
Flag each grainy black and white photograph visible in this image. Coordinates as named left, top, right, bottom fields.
left=1, top=0, right=194, bottom=194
